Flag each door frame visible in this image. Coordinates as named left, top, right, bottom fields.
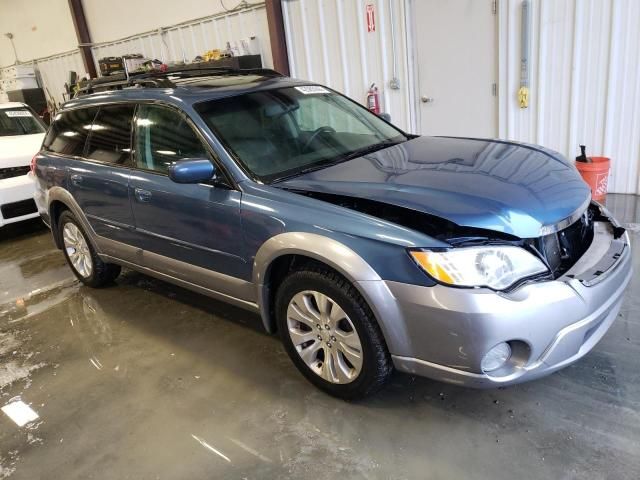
left=404, top=0, right=500, bottom=136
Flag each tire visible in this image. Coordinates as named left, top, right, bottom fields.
left=58, top=210, right=121, bottom=287
left=275, top=265, right=393, bottom=400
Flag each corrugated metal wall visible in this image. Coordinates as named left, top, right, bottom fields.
left=285, top=0, right=640, bottom=194
left=31, top=50, right=87, bottom=105
left=90, top=4, right=272, bottom=70
left=18, top=4, right=271, bottom=109
left=499, top=0, right=640, bottom=194
left=282, top=0, right=414, bottom=132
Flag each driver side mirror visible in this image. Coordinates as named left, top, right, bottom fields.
left=168, top=158, right=216, bottom=184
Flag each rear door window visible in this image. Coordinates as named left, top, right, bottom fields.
left=86, top=105, right=135, bottom=164
left=43, top=108, right=98, bottom=156
left=134, top=104, right=208, bottom=173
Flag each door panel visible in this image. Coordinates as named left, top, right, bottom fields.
left=128, top=172, right=246, bottom=288
left=413, top=0, right=497, bottom=137
left=67, top=104, right=136, bottom=244
left=128, top=103, right=248, bottom=295
left=68, top=162, right=134, bottom=243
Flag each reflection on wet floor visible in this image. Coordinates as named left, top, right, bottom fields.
left=1, top=200, right=640, bottom=479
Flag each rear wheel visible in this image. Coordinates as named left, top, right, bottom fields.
left=275, top=265, right=393, bottom=400
left=58, top=210, right=120, bottom=287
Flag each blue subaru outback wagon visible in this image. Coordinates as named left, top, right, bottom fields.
left=33, top=68, right=631, bottom=399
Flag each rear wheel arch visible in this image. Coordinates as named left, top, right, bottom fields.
left=49, top=200, right=69, bottom=248
left=57, top=210, right=121, bottom=287
left=47, top=187, right=100, bottom=253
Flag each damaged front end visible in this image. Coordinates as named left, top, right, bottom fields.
left=287, top=190, right=624, bottom=287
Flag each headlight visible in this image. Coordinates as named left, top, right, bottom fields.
left=409, top=245, right=548, bottom=290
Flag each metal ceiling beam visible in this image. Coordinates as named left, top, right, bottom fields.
left=67, top=0, right=97, bottom=78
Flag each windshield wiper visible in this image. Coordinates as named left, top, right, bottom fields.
left=335, top=138, right=403, bottom=162
left=271, top=139, right=405, bottom=183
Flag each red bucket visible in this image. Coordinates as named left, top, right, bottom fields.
left=576, top=156, right=610, bottom=202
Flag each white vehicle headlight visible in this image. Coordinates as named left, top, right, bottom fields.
left=409, top=245, right=548, bottom=290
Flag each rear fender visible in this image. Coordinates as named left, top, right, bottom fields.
left=47, top=187, right=102, bottom=253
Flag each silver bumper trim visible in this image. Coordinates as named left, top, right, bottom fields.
left=386, top=216, right=632, bottom=388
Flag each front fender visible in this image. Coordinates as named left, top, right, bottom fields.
left=253, top=232, right=411, bottom=356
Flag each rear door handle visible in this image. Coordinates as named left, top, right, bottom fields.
left=70, top=174, right=83, bottom=186
left=135, top=187, right=152, bottom=202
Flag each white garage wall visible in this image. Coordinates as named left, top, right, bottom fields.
left=82, top=0, right=256, bottom=43
left=499, top=0, right=640, bottom=194
left=0, top=0, right=77, bottom=67
left=90, top=4, right=272, bottom=69
left=282, top=0, right=414, bottom=132
left=1, top=1, right=272, bottom=106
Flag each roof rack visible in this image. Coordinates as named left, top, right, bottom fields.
left=75, top=65, right=283, bottom=97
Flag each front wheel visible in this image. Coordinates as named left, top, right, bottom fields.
left=275, top=266, right=393, bottom=400
left=58, top=210, right=121, bottom=287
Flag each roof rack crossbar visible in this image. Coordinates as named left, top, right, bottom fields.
left=135, top=67, right=283, bottom=80
left=74, top=66, right=282, bottom=97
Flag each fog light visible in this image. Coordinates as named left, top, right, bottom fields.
left=481, top=342, right=512, bottom=373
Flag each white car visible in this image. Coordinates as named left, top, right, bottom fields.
left=0, top=102, right=46, bottom=227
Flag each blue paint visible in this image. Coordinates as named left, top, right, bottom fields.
left=34, top=75, right=591, bottom=289
left=277, top=136, right=590, bottom=239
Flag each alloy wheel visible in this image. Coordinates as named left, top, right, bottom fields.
left=62, top=222, right=93, bottom=278
left=286, top=290, right=363, bottom=384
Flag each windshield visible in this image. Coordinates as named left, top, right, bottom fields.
left=196, top=86, right=407, bottom=182
left=0, top=108, right=45, bottom=137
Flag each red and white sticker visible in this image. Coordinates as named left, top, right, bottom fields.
left=366, top=4, right=376, bottom=32
left=595, top=173, right=609, bottom=196
left=295, top=86, right=329, bottom=95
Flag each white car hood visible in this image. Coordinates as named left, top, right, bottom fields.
left=0, top=133, right=45, bottom=169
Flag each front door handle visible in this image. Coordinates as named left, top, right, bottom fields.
left=134, top=187, right=152, bottom=202
left=70, top=174, right=83, bottom=186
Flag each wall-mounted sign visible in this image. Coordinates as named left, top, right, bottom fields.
left=366, top=4, right=376, bottom=32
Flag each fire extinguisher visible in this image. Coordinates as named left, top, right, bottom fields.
left=366, top=83, right=380, bottom=115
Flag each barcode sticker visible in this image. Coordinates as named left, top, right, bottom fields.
left=5, top=110, right=32, bottom=117
left=295, top=86, right=330, bottom=95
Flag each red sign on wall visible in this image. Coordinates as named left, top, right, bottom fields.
left=366, top=4, right=376, bottom=32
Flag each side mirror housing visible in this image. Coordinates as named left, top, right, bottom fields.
left=379, top=112, right=391, bottom=122
left=168, top=158, right=215, bottom=184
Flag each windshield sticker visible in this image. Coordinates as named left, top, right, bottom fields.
left=295, top=86, right=330, bottom=95
left=5, top=110, right=32, bottom=117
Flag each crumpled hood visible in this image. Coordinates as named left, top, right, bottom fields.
left=277, top=136, right=591, bottom=239
left=0, top=133, right=45, bottom=169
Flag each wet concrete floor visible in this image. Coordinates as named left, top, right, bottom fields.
left=1, top=194, right=639, bottom=479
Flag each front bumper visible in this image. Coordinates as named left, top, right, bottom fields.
left=387, top=220, right=632, bottom=388
left=0, top=173, right=38, bottom=227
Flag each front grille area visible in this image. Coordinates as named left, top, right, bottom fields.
left=0, top=166, right=30, bottom=180
left=1, top=198, right=37, bottom=219
left=532, top=207, right=595, bottom=278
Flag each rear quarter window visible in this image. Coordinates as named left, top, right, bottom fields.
left=43, top=107, right=98, bottom=156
